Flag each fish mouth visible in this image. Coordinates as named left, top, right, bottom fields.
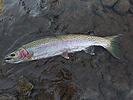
left=5, top=58, right=14, bottom=60
left=4, top=57, right=24, bottom=64
left=4, top=57, right=16, bottom=62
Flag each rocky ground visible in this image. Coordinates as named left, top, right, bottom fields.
left=0, top=0, right=133, bottom=99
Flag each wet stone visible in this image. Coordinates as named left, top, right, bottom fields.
left=126, top=51, right=133, bottom=62
left=92, top=4, right=98, bottom=13
left=34, top=92, right=54, bottom=100
left=101, top=0, right=118, bottom=7
left=90, top=56, right=99, bottom=68
left=126, top=63, right=133, bottom=79
left=0, top=94, right=17, bottom=100
left=79, top=87, right=102, bottom=100
left=132, top=0, right=133, bottom=4
left=16, top=75, right=34, bottom=97
left=109, top=64, right=129, bottom=91
left=99, top=81, right=117, bottom=99
left=113, top=0, right=130, bottom=14
left=120, top=24, right=129, bottom=32
left=130, top=5, right=133, bottom=13
left=92, top=4, right=108, bottom=19
left=109, top=64, right=125, bottom=79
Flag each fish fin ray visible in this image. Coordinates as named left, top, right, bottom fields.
left=54, top=29, right=65, bottom=35
left=87, top=30, right=94, bottom=35
left=61, top=51, right=69, bottom=59
left=105, top=34, right=122, bottom=59
left=84, top=46, right=95, bottom=55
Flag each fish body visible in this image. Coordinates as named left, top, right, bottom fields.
left=4, top=34, right=121, bottom=63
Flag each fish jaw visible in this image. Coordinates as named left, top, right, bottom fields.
left=5, top=58, right=24, bottom=64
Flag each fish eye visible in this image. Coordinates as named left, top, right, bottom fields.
left=10, top=53, right=15, bottom=56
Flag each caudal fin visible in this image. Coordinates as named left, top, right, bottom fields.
left=105, top=34, right=122, bottom=59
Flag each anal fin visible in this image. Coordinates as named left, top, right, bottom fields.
left=61, top=51, right=69, bottom=59
left=84, top=46, right=95, bottom=55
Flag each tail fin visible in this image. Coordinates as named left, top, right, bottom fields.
left=105, top=34, right=122, bottom=59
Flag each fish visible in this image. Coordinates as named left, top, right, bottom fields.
left=4, top=34, right=121, bottom=63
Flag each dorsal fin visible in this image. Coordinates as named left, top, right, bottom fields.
left=54, top=29, right=65, bottom=35
left=81, top=30, right=94, bottom=35
left=87, top=30, right=94, bottom=35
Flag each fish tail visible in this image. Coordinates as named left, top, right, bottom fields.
left=105, top=34, right=122, bottom=59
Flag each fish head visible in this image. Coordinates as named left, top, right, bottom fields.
left=4, top=48, right=33, bottom=63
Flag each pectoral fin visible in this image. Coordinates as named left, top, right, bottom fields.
left=61, top=51, right=69, bottom=59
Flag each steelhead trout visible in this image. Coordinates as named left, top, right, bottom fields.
left=4, top=34, right=121, bottom=63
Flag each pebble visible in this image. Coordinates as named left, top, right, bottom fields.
left=113, top=0, right=130, bottom=14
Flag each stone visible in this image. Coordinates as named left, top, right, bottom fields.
left=0, top=94, right=17, bottom=100
left=120, top=24, right=129, bottom=31
left=109, top=64, right=126, bottom=81
left=99, top=81, right=117, bottom=99
left=92, top=4, right=108, bottom=19
left=130, top=5, right=133, bottom=14
left=113, top=0, right=130, bottom=14
left=126, top=51, right=133, bottom=62
left=101, top=0, right=118, bottom=7
left=16, top=75, right=34, bottom=95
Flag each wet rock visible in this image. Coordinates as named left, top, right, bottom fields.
left=90, top=56, right=99, bottom=68
left=92, top=4, right=108, bottom=19
left=93, top=15, right=105, bottom=28
left=126, top=64, right=133, bottom=79
left=120, top=24, right=129, bottom=32
left=99, top=81, right=117, bottom=99
left=132, top=0, right=133, bottom=4
left=34, top=92, right=54, bottom=100
left=92, top=4, right=98, bottom=13
left=54, top=0, right=93, bottom=33
left=109, top=63, right=129, bottom=91
left=130, top=5, right=133, bottom=13
left=31, top=15, right=51, bottom=30
left=76, top=52, right=92, bottom=61
left=79, top=87, right=102, bottom=100
left=126, top=51, right=133, bottom=62
left=16, top=75, right=34, bottom=97
left=113, top=80, right=129, bottom=91
left=109, top=64, right=125, bottom=80
left=101, top=0, right=118, bottom=7
left=94, top=23, right=121, bottom=36
left=0, top=94, right=17, bottom=100
left=113, top=0, right=130, bottom=14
